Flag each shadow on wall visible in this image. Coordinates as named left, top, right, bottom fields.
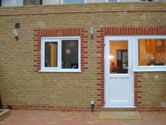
left=0, top=95, right=2, bottom=109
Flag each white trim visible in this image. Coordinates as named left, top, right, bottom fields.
left=104, top=36, right=110, bottom=106
left=104, top=106, right=136, bottom=108
left=39, top=70, right=81, bottom=72
left=109, top=74, right=129, bottom=78
left=41, top=36, right=81, bottom=72
left=41, top=36, right=81, bottom=40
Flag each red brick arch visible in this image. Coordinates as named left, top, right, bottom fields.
left=34, top=28, right=88, bottom=72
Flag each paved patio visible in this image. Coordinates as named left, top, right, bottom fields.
left=0, top=110, right=166, bottom=125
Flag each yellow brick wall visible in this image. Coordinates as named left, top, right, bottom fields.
left=0, top=2, right=166, bottom=108
left=136, top=72, right=166, bottom=107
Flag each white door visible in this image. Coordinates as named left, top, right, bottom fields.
left=104, top=36, right=134, bottom=108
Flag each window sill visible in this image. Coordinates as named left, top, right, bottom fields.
left=133, top=66, right=166, bottom=72
left=39, top=69, right=82, bottom=73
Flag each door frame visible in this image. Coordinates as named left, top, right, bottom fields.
left=104, top=36, right=135, bottom=108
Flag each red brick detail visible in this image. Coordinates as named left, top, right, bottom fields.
left=2, top=105, right=91, bottom=112
left=96, top=26, right=166, bottom=109
left=103, top=27, right=166, bottom=35
left=34, top=28, right=88, bottom=72
left=2, top=104, right=166, bottom=112
left=134, top=72, right=142, bottom=106
left=136, top=107, right=166, bottom=112
left=96, top=28, right=105, bottom=107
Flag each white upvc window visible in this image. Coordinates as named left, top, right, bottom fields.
left=41, top=37, right=81, bottom=72
left=134, top=35, right=166, bottom=72
left=1, top=0, right=23, bottom=7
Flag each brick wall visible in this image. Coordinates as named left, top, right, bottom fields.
left=0, top=3, right=166, bottom=111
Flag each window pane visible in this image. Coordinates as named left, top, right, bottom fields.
left=108, top=0, right=117, bottom=2
left=45, top=42, right=58, bottom=67
left=62, top=40, right=78, bottom=69
left=139, top=39, right=166, bottom=66
left=110, top=41, right=128, bottom=74
left=63, top=0, right=84, bottom=4
left=2, top=0, right=23, bottom=7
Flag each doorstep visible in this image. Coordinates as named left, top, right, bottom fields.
left=0, top=109, right=11, bottom=121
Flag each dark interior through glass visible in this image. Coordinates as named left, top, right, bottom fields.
left=62, top=40, right=78, bottom=69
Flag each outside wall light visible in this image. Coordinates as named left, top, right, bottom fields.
left=13, top=29, right=18, bottom=40
left=90, top=27, right=94, bottom=40
left=90, top=100, right=95, bottom=112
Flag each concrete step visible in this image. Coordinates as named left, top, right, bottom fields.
left=0, top=109, right=11, bottom=121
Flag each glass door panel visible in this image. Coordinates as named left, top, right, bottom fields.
left=110, top=41, right=128, bottom=74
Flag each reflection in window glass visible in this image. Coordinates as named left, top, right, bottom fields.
left=110, top=41, right=128, bottom=74
left=45, top=42, right=58, bottom=67
left=62, top=40, right=78, bottom=69
left=63, top=0, right=84, bottom=4
left=139, top=39, right=166, bottom=66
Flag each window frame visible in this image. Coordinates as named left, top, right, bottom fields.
left=133, top=35, right=166, bottom=72
left=41, top=36, right=81, bottom=72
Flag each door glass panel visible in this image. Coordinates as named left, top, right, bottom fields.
left=110, top=41, right=128, bottom=74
